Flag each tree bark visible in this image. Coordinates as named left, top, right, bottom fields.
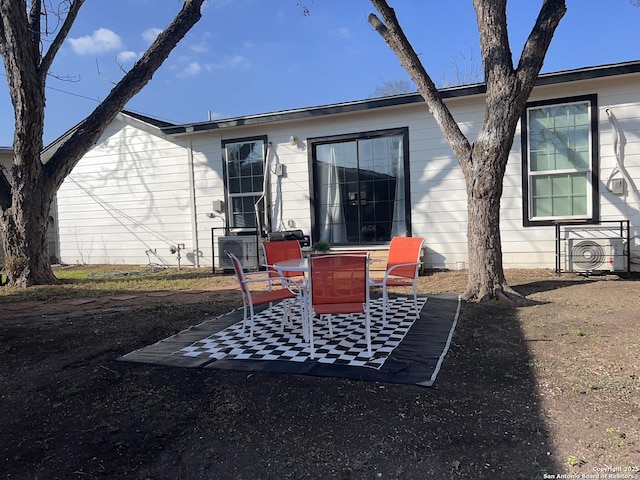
left=0, top=0, right=204, bottom=286
left=369, top=0, right=566, bottom=301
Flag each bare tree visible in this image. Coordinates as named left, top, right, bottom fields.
left=0, top=0, right=204, bottom=286
left=370, top=78, right=414, bottom=97
left=439, top=46, right=484, bottom=87
left=369, top=0, right=566, bottom=302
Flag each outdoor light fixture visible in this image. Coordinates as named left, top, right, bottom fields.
left=169, top=243, right=186, bottom=270
left=289, top=136, right=299, bottom=147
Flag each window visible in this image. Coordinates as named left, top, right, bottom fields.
left=310, top=128, right=410, bottom=245
left=222, top=136, right=267, bottom=230
left=521, top=95, right=599, bottom=226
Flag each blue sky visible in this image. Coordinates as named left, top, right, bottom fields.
left=1, top=0, right=639, bottom=147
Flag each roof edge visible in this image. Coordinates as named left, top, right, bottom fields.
left=162, top=59, right=640, bottom=136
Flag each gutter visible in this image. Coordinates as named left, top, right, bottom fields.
left=187, top=139, right=199, bottom=267
left=161, top=60, right=640, bottom=137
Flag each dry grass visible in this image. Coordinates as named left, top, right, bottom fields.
left=0, top=265, right=233, bottom=303
left=1, top=266, right=638, bottom=478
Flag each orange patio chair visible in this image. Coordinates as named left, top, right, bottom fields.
left=261, top=240, right=305, bottom=287
left=225, top=250, right=299, bottom=341
left=262, top=239, right=306, bottom=323
left=309, top=253, right=372, bottom=359
left=370, top=236, right=425, bottom=325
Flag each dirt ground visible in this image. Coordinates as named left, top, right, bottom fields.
left=0, top=269, right=639, bottom=479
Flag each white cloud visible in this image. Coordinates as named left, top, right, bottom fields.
left=175, top=53, right=250, bottom=78
left=179, top=62, right=203, bottom=77
left=212, top=55, right=250, bottom=70
left=208, top=0, right=233, bottom=9
left=190, top=41, right=209, bottom=53
left=68, top=28, right=123, bottom=55
left=330, top=27, right=352, bottom=40
left=117, top=51, right=137, bottom=63
left=142, top=27, right=163, bottom=44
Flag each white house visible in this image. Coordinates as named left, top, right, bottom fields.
left=51, top=60, right=640, bottom=273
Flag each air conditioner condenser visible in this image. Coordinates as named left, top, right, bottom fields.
left=217, top=236, right=260, bottom=270
left=566, top=237, right=625, bottom=272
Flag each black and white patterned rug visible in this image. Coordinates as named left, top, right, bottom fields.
left=119, top=293, right=460, bottom=387
left=180, top=297, right=426, bottom=370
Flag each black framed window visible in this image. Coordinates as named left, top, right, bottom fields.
left=222, top=136, right=267, bottom=230
left=309, top=127, right=410, bottom=245
left=521, top=95, right=599, bottom=226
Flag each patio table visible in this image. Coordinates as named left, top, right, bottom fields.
left=274, top=258, right=312, bottom=349
left=274, top=254, right=380, bottom=359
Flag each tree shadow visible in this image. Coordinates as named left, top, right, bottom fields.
left=0, top=290, right=562, bottom=478
left=510, top=272, right=640, bottom=299
left=422, top=299, right=561, bottom=477
left=511, top=278, right=596, bottom=297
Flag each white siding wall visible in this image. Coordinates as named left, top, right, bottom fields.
left=499, top=76, right=640, bottom=271
left=190, top=134, right=224, bottom=268
left=56, top=117, right=194, bottom=266
left=55, top=72, right=640, bottom=271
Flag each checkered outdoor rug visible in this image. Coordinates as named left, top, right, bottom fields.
left=179, top=297, right=426, bottom=370
left=119, top=293, right=460, bottom=387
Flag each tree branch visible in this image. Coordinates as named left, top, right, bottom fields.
left=0, top=4, right=4, bottom=46
left=0, top=1, right=33, bottom=66
left=44, top=0, right=204, bottom=187
left=368, top=0, right=471, bottom=163
left=0, top=0, right=46, bottom=156
left=40, top=0, right=85, bottom=78
left=28, top=0, right=40, bottom=46
left=472, top=0, right=514, bottom=85
left=516, top=0, right=566, bottom=92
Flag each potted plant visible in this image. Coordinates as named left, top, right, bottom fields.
left=311, top=240, right=331, bottom=253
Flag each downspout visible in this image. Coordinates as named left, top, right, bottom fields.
left=275, top=147, right=285, bottom=232
left=187, top=138, right=200, bottom=267
left=255, top=141, right=273, bottom=236
left=264, top=141, right=273, bottom=233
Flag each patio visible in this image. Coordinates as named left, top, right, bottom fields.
left=120, top=293, right=460, bottom=387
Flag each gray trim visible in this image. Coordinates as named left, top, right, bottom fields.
left=121, top=110, right=175, bottom=128
left=42, top=110, right=171, bottom=153
left=161, top=60, right=640, bottom=136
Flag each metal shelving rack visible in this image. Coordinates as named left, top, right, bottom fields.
left=554, top=219, right=630, bottom=276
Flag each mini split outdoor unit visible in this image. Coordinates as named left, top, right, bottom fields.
left=566, top=238, right=625, bottom=272
left=217, top=236, right=260, bottom=270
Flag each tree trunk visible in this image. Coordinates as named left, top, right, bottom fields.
left=462, top=144, right=511, bottom=302
left=460, top=82, right=523, bottom=302
left=464, top=192, right=507, bottom=302
left=1, top=181, right=57, bottom=286
left=0, top=0, right=204, bottom=287
left=369, top=0, right=566, bottom=302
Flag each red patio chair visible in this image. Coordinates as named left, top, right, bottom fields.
left=225, top=250, right=299, bottom=341
left=370, top=236, right=425, bottom=325
left=261, top=240, right=305, bottom=286
left=262, top=240, right=306, bottom=323
left=309, top=253, right=372, bottom=358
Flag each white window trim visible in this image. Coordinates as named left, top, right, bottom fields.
left=522, top=95, right=599, bottom=227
